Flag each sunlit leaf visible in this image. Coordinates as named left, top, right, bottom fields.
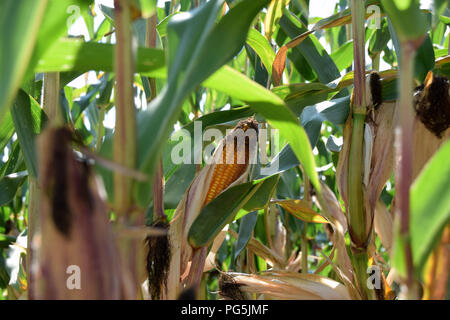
left=276, top=199, right=329, bottom=223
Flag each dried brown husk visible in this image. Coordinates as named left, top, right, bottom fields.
left=32, top=127, right=122, bottom=299
left=316, top=182, right=353, bottom=283
left=366, top=101, right=397, bottom=211
left=272, top=211, right=287, bottom=263
left=373, top=200, right=394, bottom=252
left=412, top=117, right=450, bottom=180
left=219, top=271, right=351, bottom=300
left=337, top=72, right=397, bottom=256
left=203, top=225, right=229, bottom=272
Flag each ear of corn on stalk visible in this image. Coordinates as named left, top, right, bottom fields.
left=32, top=127, right=123, bottom=299
left=151, top=118, right=259, bottom=299
left=336, top=71, right=396, bottom=298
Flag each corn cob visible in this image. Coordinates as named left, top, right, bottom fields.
left=185, top=118, right=259, bottom=287
left=203, top=118, right=258, bottom=206
left=155, top=118, right=259, bottom=299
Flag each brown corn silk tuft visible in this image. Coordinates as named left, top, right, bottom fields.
left=414, top=72, right=450, bottom=138
left=219, top=273, right=246, bottom=300
left=146, top=219, right=171, bottom=300
left=369, top=71, right=383, bottom=110
left=411, top=72, right=450, bottom=180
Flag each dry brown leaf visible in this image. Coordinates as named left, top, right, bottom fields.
left=221, top=271, right=351, bottom=300
left=373, top=200, right=393, bottom=252
left=272, top=46, right=288, bottom=86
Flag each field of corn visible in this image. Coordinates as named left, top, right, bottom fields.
left=0, top=0, right=449, bottom=300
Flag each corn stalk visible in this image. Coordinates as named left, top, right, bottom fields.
left=113, top=0, right=136, bottom=218
left=113, top=0, right=141, bottom=298
left=145, top=12, right=165, bottom=221
left=28, top=71, right=61, bottom=298
left=347, top=0, right=371, bottom=300
left=395, top=41, right=418, bottom=298
left=381, top=0, right=429, bottom=299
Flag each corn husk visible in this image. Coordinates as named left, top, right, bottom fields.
left=422, top=225, right=450, bottom=300
left=272, top=211, right=287, bottom=262
left=412, top=118, right=450, bottom=180
left=366, top=101, right=397, bottom=211
left=390, top=72, right=449, bottom=239
left=337, top=72, right=397, bottom=254
left=203, top=225, right=229, bottom=272
left=165, top=119, right=259, bottom=298
left=410, top=72, right=450, bottom=179
left=336, top=114, right=352, bottom=209
left=317, top=182, right=354, bottom=282
left=32, top=127, right=123, bottom=299
left=219, top=271, right=351, bottom=300
left=373, top=200, right=394, bottom=252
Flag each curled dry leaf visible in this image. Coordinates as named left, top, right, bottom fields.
left=336, top=113, right=352, bottom=209
left=203, top=225, right=229, bottom=272
left=315, top=182, right=354, bottom=288
left=373, top=200, right=393, bottom=252
left=319, top=182, right=348, bottom=230
left=286, top=250, right=303, bottom=273
left=366, top=100, right=397, bottom=212
left=219, top=271, right=351, bottom=300
left=272, top=215, right=287, bottom=262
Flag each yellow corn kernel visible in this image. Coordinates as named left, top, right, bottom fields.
left=202, top=118, right=258, bottom=206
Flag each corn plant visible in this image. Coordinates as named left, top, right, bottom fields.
left=0, top=0, right=449, bottom=300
